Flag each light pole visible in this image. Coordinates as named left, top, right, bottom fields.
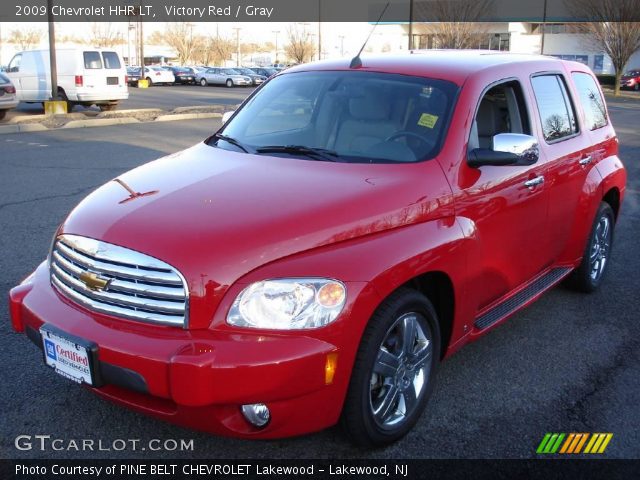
left=317, top=0, right=322, bottom=60
left=339, top=35, right=345, bottom=57
left=47, top=0, right=58, bottom=100
left=540, top=0, right=548, bottom=55
left=233, top=27, right=241, bottom=67
left=272, top=30, right=280, bottom=64
left=408, top=0, right=414, bottom=50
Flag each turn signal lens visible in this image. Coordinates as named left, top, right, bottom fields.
left=325, top=352, right=339, bottom=385
left=316, top=282, right=346, bottom=308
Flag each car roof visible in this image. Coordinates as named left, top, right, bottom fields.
left=285, top=50, right=575, bottom=86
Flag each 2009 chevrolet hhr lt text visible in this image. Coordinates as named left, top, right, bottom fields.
left=10, top=51, right=626, bottom=446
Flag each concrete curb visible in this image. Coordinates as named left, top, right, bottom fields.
left=155, top=112, right=222, bottom=122
left=62, top=117, right=141, bottom=129
left=0, top=109, right=223, bottom=135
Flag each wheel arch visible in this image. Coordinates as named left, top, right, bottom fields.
left=400, top=271, right=455, bottom=360
left=603, top=186, right=621, bottom=221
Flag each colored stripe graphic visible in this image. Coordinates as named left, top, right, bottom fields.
left=538, top=433, right=613, bottom=454
left=584, top=433, right=614, bottom=454
left=536, top=433, right=565, bottom=454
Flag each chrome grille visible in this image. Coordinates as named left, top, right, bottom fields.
left=50, top=234, right=188, bottom=327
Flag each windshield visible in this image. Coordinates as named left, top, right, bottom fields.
left=216, top=70, right=458, bottom=163
left=624, top=70, right=639, bottom=76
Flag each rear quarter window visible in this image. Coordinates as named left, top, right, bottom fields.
left=83, top=51, right=102, bottom=69
left=531, top=74, right=578, bottom=143
left=102, top=52, right=121, bottom=69
left=571, top=72, right=608, bottom=130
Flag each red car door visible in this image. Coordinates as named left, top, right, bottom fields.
left=529, top=71, right=598, bottom=266
left=454, top=78, right=550, bottom=313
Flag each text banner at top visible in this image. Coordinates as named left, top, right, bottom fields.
left=2, top=0, right=636, bottom=23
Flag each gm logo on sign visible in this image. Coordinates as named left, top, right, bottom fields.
left=45, top=339, right=57, bottom=361
left=537, top=433, right=613, bottom=454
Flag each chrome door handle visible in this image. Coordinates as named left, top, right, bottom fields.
left=579, top=156, right=592, bottom=166
left=524, top=176, right=545, bottom=188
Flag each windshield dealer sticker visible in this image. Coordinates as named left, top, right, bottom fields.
left=418, top=113, right=439, bottom=129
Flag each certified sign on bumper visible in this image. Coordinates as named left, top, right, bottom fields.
left=40, top=326, right=96, bottom=385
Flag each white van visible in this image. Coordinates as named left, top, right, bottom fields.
left=5, top=48, right=128, bottom=111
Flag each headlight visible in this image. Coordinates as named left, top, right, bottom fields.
left=227, top=278, right=346, bottom=330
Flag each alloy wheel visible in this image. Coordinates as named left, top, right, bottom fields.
left=369, top=312, right=432, bottom=429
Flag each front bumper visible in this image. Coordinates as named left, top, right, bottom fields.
left=9, top=262, right=348, bottom=438
left=233, top=79, right=252, bottom=86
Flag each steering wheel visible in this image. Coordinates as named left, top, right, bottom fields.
left=385, top=131, right=432, bottom=147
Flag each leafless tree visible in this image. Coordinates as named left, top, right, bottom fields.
left=192, top=35, right=235, bottom=66
left=87, top=23, right=123, bottom=48
left=416, top=0, right=496, bottom=49
left=8, top=28, right=43, bottom=50
left=284, top=25, right=316, bottom=64
left=565, top=0, right=640, bottom=95
left=544, top=114, right=569, bottom=140
left=162, top=23, right=198, bottom=65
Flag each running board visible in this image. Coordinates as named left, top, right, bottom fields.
left=474, top=267, right=572, bottom=330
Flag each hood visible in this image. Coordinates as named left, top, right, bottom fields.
left=61, top=143, right=452, bottom=327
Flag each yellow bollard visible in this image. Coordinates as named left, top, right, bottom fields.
left=44, top=101, right=68, bottom=115
left=137, top=79, right=149, bottom=88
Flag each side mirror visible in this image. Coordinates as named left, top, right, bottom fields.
left=468, top=133, right=539, bottom=168
left=221, top=110, right=235, bottom=125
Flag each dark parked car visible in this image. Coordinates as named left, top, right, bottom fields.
left=166, top=66, right=197, bottom=85
left=249, top=67, right=278, bottom=78
left=126, top=67, right=142, bottom=86
left=621, top=69, right=640, bottom=91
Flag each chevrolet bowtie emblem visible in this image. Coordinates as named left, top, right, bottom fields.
left=79, top=272, right=110, bottom=291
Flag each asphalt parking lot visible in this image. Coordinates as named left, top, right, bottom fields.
left=0, top=99, right=638, bottom=460
left=10, top=84, right=256, bottom=118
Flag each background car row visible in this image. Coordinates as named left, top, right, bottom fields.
left=126, top=66, right=280, bottom=87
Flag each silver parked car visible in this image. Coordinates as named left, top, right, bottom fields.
left=196, top=68, right=252, bottom=87
left=234, top=67, right=267, bottom=85
left=0, top=73, right=18, bottom=121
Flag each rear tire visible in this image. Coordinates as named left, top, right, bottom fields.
left=226, top=79, right=234, bottom=88
left=57, top=88, right=74, bottom=113
left=145, top=77, right=153, bottom=86
left=566, top=202, right=615, bottom=293
left=0, top=110, right=7, bottom=121
left=341, top=288, right=440, bottom=446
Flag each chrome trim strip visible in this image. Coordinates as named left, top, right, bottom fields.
left=51, top=263, right=185, bottom=314
left=53, top=251, right=185, bottom=300
left=52, top=276, right=185, bottom=326
left=56, top=241, right=183, bottom=285
left=50, top=234, right=189, bottom=328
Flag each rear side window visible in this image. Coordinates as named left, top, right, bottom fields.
left=102, top=52, right=121, bottom=69
left=531, top=75, right=578, bottom=142
left=84, top=51, right=102, bottom=69
left=571, top=72, right=607, bottom=130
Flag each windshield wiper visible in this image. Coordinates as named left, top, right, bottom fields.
left=255, top=145, right=342, bottom=162
left=212, top=133, right=254, bottom=153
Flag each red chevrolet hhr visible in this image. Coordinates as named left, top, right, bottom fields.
left=10, top=51, right=626, bottom=446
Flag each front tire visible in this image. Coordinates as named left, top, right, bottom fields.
left=200, top=78, right=208, bottom=87
left=341, top=288, right=440, bottom=446
left=145, top=77, right=153, bottom=86
left=226, top=79, right=234, bottom=88
left=566, top=202, right=615, bottom=293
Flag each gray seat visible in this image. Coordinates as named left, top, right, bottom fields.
left=334, top=91, right=398, bottom=155
left=476, top=99, right=505, bottom=149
